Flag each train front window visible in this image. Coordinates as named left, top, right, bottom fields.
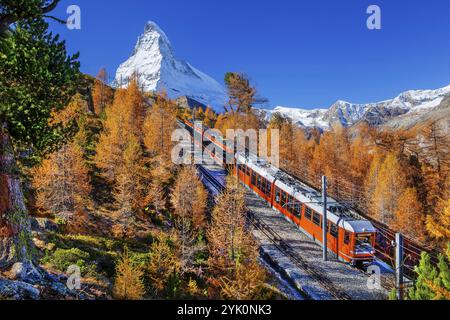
left=355, top=234, right=374, bottom=253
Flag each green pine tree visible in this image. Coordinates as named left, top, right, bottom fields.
left=409, top=245, right=450, bottom=300
left=0, top=1, right=80, bottom=267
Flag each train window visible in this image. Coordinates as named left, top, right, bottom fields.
left=305, top=207, right=312, bottom=220
left=287, top=196, right=293, bottom=213
left=275, top=188, right=281, bottom=204
left=257, top=175, right=262, bottom=189
left=313, top=212, right=321, bottom=227
left=298, top=203, right=304, bottom=217
left=292, top=201, right=301, bottom=218
left=344, top=232, right=350, bottom=245
left=266, top=182, right=272, bottom=196
left=330, top=223, right=338, bottom=238
left=260, top=178, right=265, bottom=193
left=281, top=192, right=286, bottom=208
left=251, top=171, right=257, bottom=185
left=291, top=200, right=297, bottom=216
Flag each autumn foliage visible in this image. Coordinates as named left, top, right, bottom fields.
left=32, top=142, right=90, bottom=225
left=272, top=115, right=449, bottom=248
left=92, top=68, right=114, bottom=116
left=207, top=177, right=266, bottom=299
left=113, top=247, right=145, bottom=300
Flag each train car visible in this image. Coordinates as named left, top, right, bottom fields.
left=236, top=153, right=376, bottom=265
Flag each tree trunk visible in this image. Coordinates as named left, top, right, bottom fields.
left=0, top=122, right=32, bottom=269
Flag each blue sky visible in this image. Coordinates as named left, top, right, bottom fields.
left=48, top=0, right=450, bottom=109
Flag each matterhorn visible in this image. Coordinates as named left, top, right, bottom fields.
left=113, top=21, right=227, bottom=111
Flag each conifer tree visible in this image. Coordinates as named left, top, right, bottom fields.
left=0, top=1, right=79, bottom=266
left=409, top=248, right=450, bottom=300
left=171, top=166, right=207, bottom=273
left=147, top=233, right=181, bottom=295
left=365, top=153, right=384, bottom=216
left=143, top=93, right=177, bottom=159
left=32, top=142, right=91, bottom=226
left=426, top=199, right=450, bottom=244
left=394, top=188, right=424, bottom=240
left=203, top=107, right=217, bottom=128
left=113, top=136, right=147, bottom=219
left=94, top=80, right=145, bottom=183
left=207, top=177, right=266, bottom=299
left=219, top=261, right=267, bottom=300
left=92, top=68, right=114, bottom=116
left=171, top=166, right=207, bottom=230
left=113, top=247, right=145, bottom=300
left=224, top=72, right=267, bottom=113
left=371, top=153, right=407, bottom=225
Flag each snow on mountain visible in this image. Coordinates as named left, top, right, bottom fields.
left=113, top=21, right=227, bottom=111
left=261, top=107, right=329, bottom=128
left=262, top=85, right=450, bottom=129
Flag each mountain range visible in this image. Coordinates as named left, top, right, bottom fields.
left=261, top=85, right=450, bottom=130
left=113, top=21, right=449, bottom=130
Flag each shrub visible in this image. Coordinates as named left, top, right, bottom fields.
left=42, top=248, right=92, bottom=275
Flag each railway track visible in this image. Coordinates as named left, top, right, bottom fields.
left=197, top=164, right=353, bottom=300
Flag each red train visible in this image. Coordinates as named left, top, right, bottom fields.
left=235, top=153, right=376, bottom=265
left=181, top=119, right=377, bottom=265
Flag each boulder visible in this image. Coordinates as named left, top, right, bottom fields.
left=0, top=278, right=40, bottom=300
left=9, top=261, right=44, bottom=285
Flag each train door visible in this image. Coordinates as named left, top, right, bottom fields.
left=328, top=222, right=339, bottom=256
left=339, top=229, right=352, bottom=262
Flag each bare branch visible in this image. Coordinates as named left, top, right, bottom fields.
left=43, top=14, right=66, bottom=25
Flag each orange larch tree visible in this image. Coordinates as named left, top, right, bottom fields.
left=92, top=68, right=114, bottom=116
left=394, top=187, right=425, bottom=240
left=32, top=142, right=91, bottom=227
left=143, top=93, right=178, bottom=159
left=371, top=153, right=407, bottom=225
left=207, top=176, right=266, bottom=299
left=94, top=79, right=146, bottom=183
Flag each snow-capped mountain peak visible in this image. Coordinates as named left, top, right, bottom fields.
left=113, top=21, right=227, bottom=111
left=262, top=85, right=450, bottom=129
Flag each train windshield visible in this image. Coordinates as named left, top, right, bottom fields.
left=355, top=234, right=374, bottom=253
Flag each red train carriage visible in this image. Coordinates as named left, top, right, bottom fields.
left=236, top=153, right=376, bottom=265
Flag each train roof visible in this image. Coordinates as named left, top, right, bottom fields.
left=236, top=153, right=376, bottom=234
